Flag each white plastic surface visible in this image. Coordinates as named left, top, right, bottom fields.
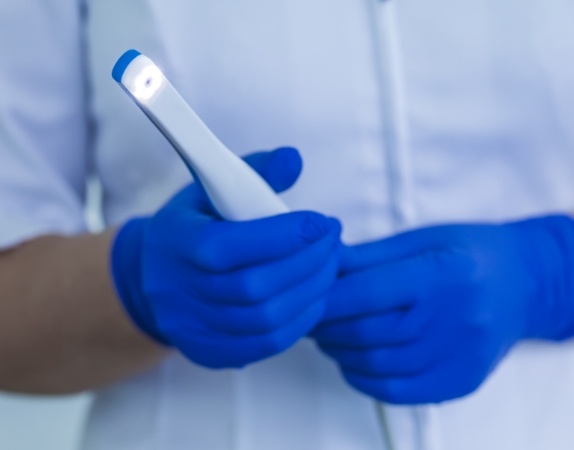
left=118, top=54, right=289, bottom=221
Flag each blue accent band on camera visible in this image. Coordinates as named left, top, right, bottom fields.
left=112, top=49, right=142, bottom=83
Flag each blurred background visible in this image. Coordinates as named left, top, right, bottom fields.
left=0, top=394, right=91, bottom=450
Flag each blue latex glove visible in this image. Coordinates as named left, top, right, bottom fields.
left=312, top=216, right=574, bottom=404
left=112, top=147, right=342, bottom=369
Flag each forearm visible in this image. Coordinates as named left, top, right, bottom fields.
left=0, top=230, right=168, bottom=395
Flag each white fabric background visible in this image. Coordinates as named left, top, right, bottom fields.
left=0, top=393, right=90, bottom=450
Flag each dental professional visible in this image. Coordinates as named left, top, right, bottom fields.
left=1, top=1, right=574, bottom=450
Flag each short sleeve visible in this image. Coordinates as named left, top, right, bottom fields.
left=0, top=1, right=89, bottom=248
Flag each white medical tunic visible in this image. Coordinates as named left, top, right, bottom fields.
left=2, top=0, right=574, bottom=449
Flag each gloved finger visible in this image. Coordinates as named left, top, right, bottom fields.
left=177, top=297, right=326, bottom=369
left=317, top=323, right=453, bottom=377
left=321, top=256, right=429, bottom=323
left=187, top=255, right=338, bottom=334
left=242, top=147, right=303, bottom=193
left=183, top=225, right=340, bottom=304
left=167, top=147, right=302, bottom=213
left=322, top=249, right=459, bottom=323
left=310, top=307, right=428, bottom=347
left=167, top=210, right=341, bottom=272
left=342, top=355, right=485, bottom=404
left=340, top=226, right=454, bottom=274
left=164, top=182, right=213, bottom=215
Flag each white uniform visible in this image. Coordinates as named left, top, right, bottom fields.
left=2, top=0, right=574, bottom=449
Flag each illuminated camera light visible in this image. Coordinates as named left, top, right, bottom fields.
left=131, top=64, right=164, bottom=101
left=116, top=53, right=166, bottom=103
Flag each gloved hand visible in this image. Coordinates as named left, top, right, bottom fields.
left=112, top=147, right=342, bottom=369
left=311, top=216, right=574, bottom=404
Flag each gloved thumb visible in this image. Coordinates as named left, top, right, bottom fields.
left=242, top=147, right=303, bottom=193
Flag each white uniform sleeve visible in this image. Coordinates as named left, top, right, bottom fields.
left=0, top=1, right=88, bottom=248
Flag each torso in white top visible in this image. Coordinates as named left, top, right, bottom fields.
left=2, top=1, right=574, bottom=449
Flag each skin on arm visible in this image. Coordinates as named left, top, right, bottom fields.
left=0, top=230, right=168, bottom=395
left=0, top=148, right=340, bottom=395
